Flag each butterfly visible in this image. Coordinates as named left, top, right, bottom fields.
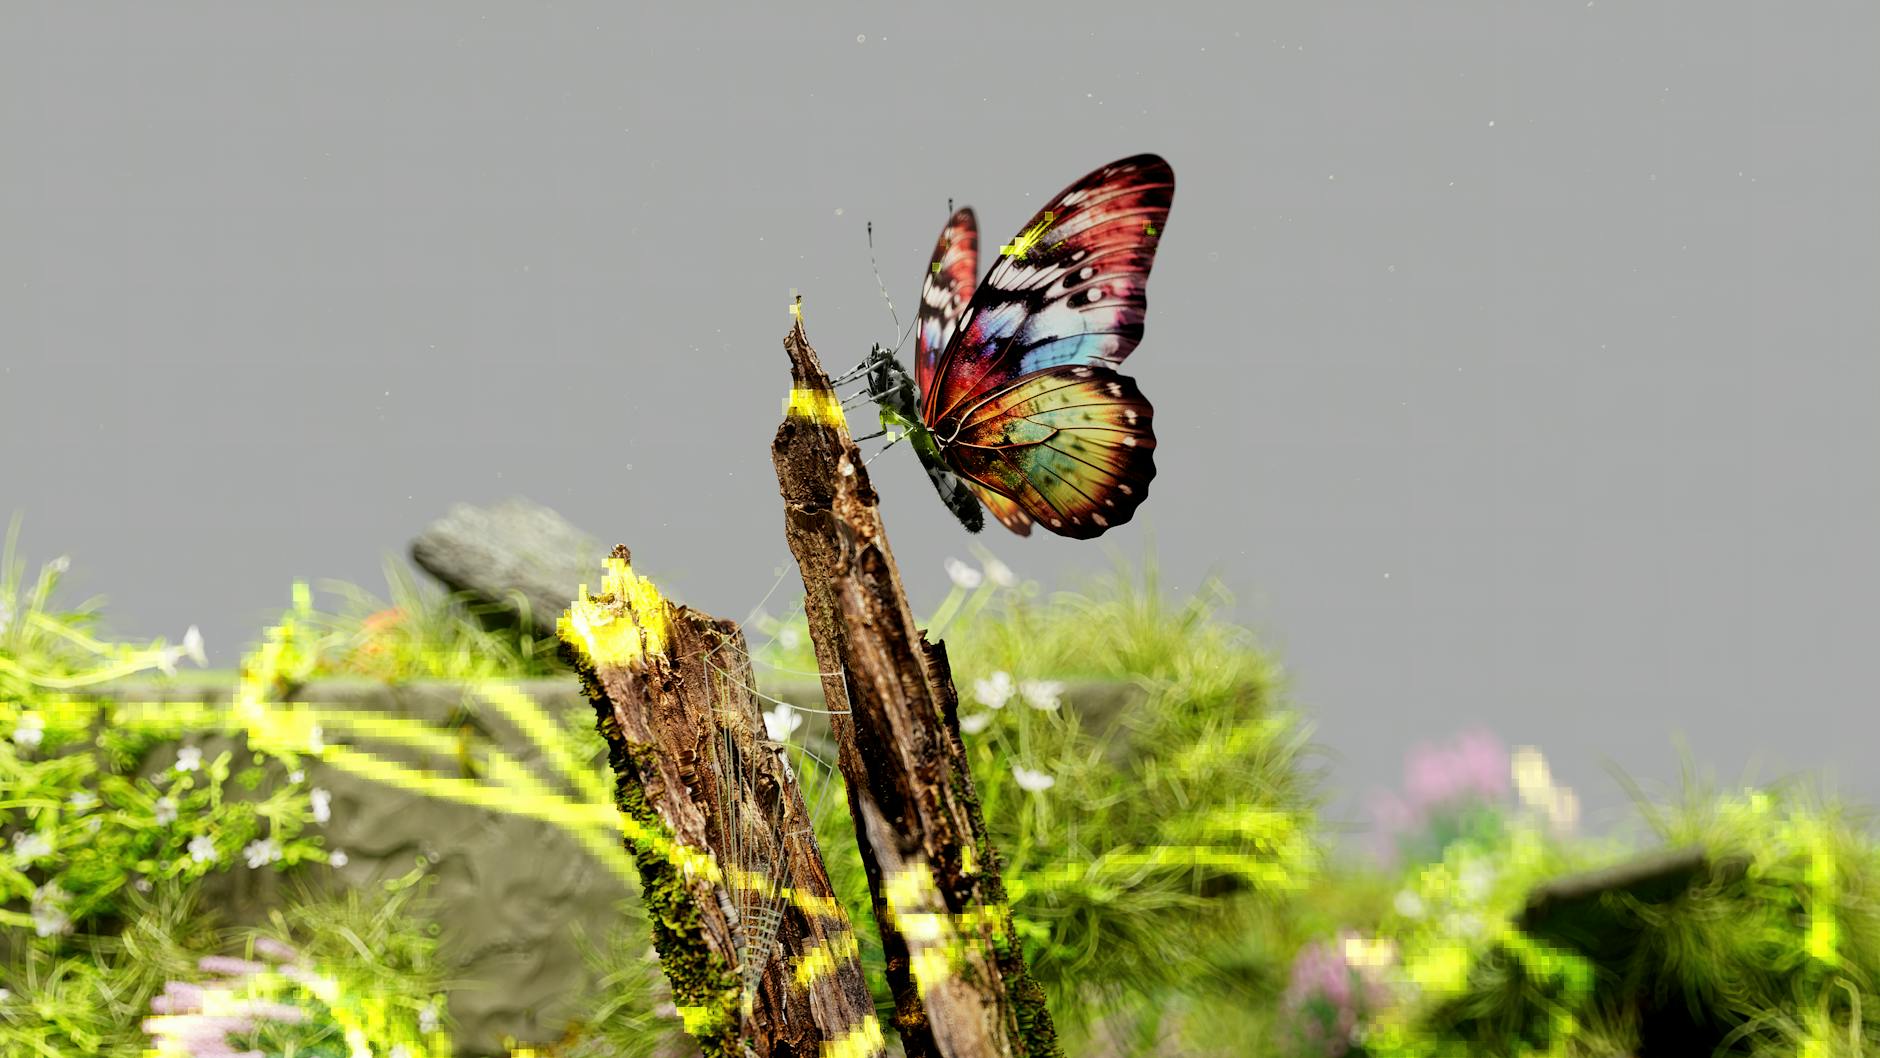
left=845, top=153, right=1173, bottom=538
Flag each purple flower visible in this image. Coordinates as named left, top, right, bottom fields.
left=1282, top=931, right=1396, bottom=1057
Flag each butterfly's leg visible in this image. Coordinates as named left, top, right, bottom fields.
left=851, top=428, right=888, bottom=442
left=861, top=430, right=910, bottom=466
left=830, top=360, right=874, bottom=385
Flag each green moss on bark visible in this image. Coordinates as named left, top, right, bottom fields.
left=564, top=647, right=743, bottom=1056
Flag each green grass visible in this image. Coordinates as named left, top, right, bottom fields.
left=7, top=519, right=1880, bottom=1058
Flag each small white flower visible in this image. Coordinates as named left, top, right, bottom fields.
left=418, top=1002, right=440, bottom=1034
left=310, top=787, right=331, bottom=824
left=984, top=557, right=1016, bottom=588
left=12, top=831, right=53, bottom=865
left=182, top=625, right=207, bottom=667
left=288, top=770, right=305, bottom=784
left=1394, top=889, right=1426, bottom=918
left=973, top=671, right=1014, bottom=710
left=12, top=712, right=44, bottom=750
left=328, top=849, right=349, bottom=868
left=763, top=704, right=803, bottom=742
left=1011, top=765, right=1056, bottom=792
left=0, top=987, right=10, bottom=1001
left=1548, top=788, right=1581, bottom=834
left=308, top=725, right=325, bottom=753
left=944, top=557, right=983, bottom=590
left=153, top=796, right=178, bottom=826
left=1342, top=935, right=1398, bottom=969
left=1019, top=679, right=1064, bottom=712
left=156, top=647, right=181, bottom=676
left=48, top=555, right=70, bottom=575
left=244, top=838, right=283, bottom=869
left=188, top=835, right=218, bottom=863
left=134, top=877, right=152, bottom=892
left=777, top=626, right=802, bottom=651
left=1444, top=911, right=1485, bottom=937
left=67, top=790, right=98, bottom=813
left=958, top=712, right=994, bottom=735
left=1511, top=745, right=1554, bottom=807
left=1458, top=859, right=1496, bottom=901
left=30, top=883, right=71, bottom=937
left=31, top=904, right=70, bottom=937
left=390, top=1046, right=412, bottom=1058
left=174, top=745, right=202, bottom=772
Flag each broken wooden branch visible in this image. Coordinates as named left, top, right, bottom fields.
left=558, top=545, right=881, bottom=1058
left=770, top=317, right=1061, bottom=1058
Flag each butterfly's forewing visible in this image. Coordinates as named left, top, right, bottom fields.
left=920, top=154, right=1173, bottom=428
left=946, top=364, right=1156, bottom=538
left=914, top=208, right=979, bottom=405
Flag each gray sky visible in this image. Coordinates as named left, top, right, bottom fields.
left=4, top=2, right=1876, bottom=846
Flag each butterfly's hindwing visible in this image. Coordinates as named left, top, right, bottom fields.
left=945, top=364, right=1156, bottom=540
left=964, top=482, right=1034, bottom=536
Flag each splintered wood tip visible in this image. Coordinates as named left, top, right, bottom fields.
left=784, top=319, right=828, bottom=388
left=610, top=543, right=632, bottom=565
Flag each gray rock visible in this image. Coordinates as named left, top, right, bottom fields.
left=103, top=677, right=644, bottom=1057
left=410, top=498, right=603, bottom=640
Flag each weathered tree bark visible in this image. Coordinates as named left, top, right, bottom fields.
left=558, top=545, right=882, bottom=1058
left=770, top=317, right=1062, bottom=1058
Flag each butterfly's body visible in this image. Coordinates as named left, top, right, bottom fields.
left=859, top=154, right=1173, bottom=539
left=865, top=344, right=986, bottom=533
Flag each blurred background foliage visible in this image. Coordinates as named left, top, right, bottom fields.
left=4, top=515, right=1878, bottom=1057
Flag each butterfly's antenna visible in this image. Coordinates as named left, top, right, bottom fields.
left=866, top=221, right=904, bottom=345
left=948, top=197, right=954, bottom=215
left=887, top=310, right=918, bottom=360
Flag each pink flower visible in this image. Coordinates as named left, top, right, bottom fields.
left=1403, top=728, right=1509, bottom=812
left=158, top=980, right=206, bottom=1009
left=1371, top=728, right=1517, bottom=866
left=1282, top=931, right=1395, bottom=1057
left=252, top=937, right=300, bottom=963
left=199, top=955, right=268, bottom=976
